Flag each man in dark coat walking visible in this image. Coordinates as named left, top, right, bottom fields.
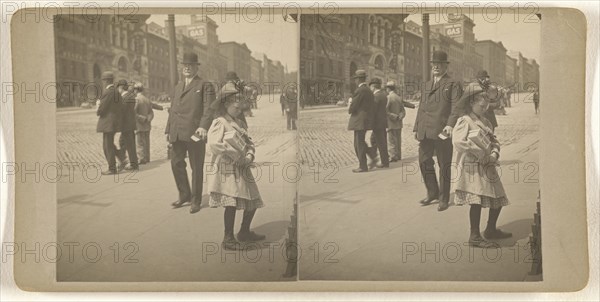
left=414, top=51, right=463, bottom=211
left=365, top=77, right=389, bottom=168
left=96, top=71, right=123, bottom=175
left=348, top=69, right=374, bottom=173
left=166, top=53, right=216, bottom=214
left=282, top=85, right=298, bottom=130
left=116, top=80, right=139, bottom=170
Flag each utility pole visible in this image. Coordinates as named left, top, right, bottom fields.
left=422, top=14, right=430, bottom=84
left=166, top=15, right=178, bottom=90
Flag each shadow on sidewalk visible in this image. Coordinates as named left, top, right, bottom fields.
left=299, top=191, right=361, bottom=204
left=493, top=218, right=534, bottom=247
left=251, top=220, right=290, bottom=245
left=58, top=193, right=110, bottom=207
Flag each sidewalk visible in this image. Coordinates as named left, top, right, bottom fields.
left=299, top=131, right=540, bottom=281
left=57, top=130, right=297, bottom=281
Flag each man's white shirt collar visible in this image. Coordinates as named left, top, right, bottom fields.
left=434, top=72, right=447, bottom=83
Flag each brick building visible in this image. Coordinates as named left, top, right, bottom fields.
left=475, top=40, right=507, bottom=85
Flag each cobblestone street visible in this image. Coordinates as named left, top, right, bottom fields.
left=298, top=92, right=539, bottom=168
left=57, top=94, right=289, bottom=167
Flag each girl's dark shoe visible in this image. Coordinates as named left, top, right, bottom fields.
left=469, top=233, right=497, bottom=248
left=222, top=234, right=241, bottom=250
left=237, top=230, right=266, bottom=242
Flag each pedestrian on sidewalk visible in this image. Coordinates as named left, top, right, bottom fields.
left=166, top=52, right=216, bottom=214
left=365, top=78, right=389, bottom=168
left=279, top=92, right=286, bottom=116
left=96, top=71, right=123, bottom=175
left=385, top=81, right=405, bottom=162
left=206, top=81, right=265, bottom=251
left=451, top=85, right=512, bottom=248
left=133, top=82, right=154, bottom=165
left=116, top=80, right=139, bottom=171
left=414, top=51, right=463, bottom=211
left=282, top=85, right=298, bottom=130
left=348, top=69, right=375, bottom=173
left=533, top=89, right=540, bottom=114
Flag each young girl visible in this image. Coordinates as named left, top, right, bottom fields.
left=451, top=86, right=512, bottom=248
left=206, top=82, right=265, bottom=251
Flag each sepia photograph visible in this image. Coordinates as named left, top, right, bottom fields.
left=298, top=12, right=542, bottom=281
left=54, top=12, right=299, bottom=281
left=2, top=3, right=595, bottom=295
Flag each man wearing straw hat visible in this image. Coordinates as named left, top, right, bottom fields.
left=166, top=52, right=216, bottom=214
left=414, top=50, right=463, bottom=211
left=385, top=80, right=405, bottom=162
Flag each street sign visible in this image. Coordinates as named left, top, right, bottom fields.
left=445, top=24, right=462, bottom=36
left=188, top=26, right=205, bottom=38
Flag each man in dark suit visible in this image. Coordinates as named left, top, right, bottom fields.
left=414, top=51, right=463, bottom=211
left=366, top=77, right=390, bottom=168
left=166, top=52, right=216, bottom=214
left=96, top=71, right=123, bottom=175
left=115, top=80, right=139, bottom=170
left=282, top=85, right=298, bottom=130
left=347, top=69, right=374, bottom=173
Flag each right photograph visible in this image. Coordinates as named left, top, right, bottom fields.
left=298, top=12, right=542, bottom=281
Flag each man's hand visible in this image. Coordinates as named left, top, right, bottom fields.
left=195, top=127, right=208, bottom=141
left=165, top=134, right=169, bottom=142
left=442, top=126, right=453, bottom=138
left=96, top=99, right=101, bottom=107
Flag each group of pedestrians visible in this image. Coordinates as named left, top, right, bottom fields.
left=348, top=50, right=513, bottom=248
left=95, top=72, right=162, bottom=175
left=347, top=71, right=414, bottom=172
left=97, top=52, right=266, bottom=251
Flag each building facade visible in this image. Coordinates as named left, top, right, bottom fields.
left=504, top=54, right=519, bottom=88
left=54, top=14, right=150, bottom=107
left=250, top=56, right=263, bottom=84
left=146, top=22, right=171, bottom=98
left=299, top=14, right=407, bottom=105
left=218, top=41, right=252, bottom=81
left=475, top=40, right=507, bottom=85
left=431, top=14, right=480, bottom=82
left=508, top=50, right=539, bottom=91
left=403, top=20, right=423, bottom=92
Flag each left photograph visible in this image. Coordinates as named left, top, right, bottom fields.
left=56, top=13, right=299, bottom=281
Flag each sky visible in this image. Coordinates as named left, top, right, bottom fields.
left=148, top=14, right=298, bottom=71
left=406, top=13, right=541, bottom=62
left=147, top=13, right=540, bottom=71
